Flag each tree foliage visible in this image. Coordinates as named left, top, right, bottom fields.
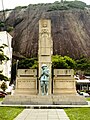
left=18, top=57, right=38, bottom=69
left=0, top=44, right=9, bottom=62
left=0, top=21, right=13, bottom=32
left=15, top=55, right=90, bottom=75
left=47, top=1, right=87, bottom=11
left=75, top=56, right=90, bottom=75
left=52, top=55, right=76, bottom=69
left=0, top=44, right=9, bottom=81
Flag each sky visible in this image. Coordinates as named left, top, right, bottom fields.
left=0, top=0, right=90, bottom=10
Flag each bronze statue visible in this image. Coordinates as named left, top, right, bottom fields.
left=39, top=64, right=49, bottom=95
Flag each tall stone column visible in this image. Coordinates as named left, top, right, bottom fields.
left=38, top=19, right=53, bottom=95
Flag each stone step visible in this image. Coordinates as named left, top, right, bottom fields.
left=2, top=94, right=88, bottom=105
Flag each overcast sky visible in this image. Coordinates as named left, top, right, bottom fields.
left=0, top=0, right=90, bottom=10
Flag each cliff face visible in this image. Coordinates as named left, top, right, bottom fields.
left=4, top=5, right=90, bottom=58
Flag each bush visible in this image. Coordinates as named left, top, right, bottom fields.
left=1, top=82, right=7, bottom=91
left=0, top=22, right=5, bottom=27
left=7, top=26, right=14, bottom=32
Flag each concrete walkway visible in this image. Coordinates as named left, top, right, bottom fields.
left=14, top=109, right=70, bottom=120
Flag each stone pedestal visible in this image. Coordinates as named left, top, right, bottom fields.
left=15, top=69, right=37, bottom=95
left=3, top=94, right=87, bottom=105
left=38, top=19, right=53, bottom=95
left=53, top=69, right=76, bottom=94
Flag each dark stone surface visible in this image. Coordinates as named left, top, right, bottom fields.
left=1, top=6, right=90, bottom=59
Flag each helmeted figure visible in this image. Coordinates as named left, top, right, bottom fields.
left=40, top=64, right=49, bottom=95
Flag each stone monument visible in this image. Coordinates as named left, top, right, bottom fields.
left=3, top=19, right=87, bottom=105
left=38, top=19, right=53, bottom=95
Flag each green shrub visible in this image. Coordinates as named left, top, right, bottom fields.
left=0, top=22, right=5, bottom=27
left=7, top=26, right=14, bottom=32
left=1, top=82, right=7, bottom=91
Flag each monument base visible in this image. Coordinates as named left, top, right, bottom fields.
left=3, top=94, right=87, bottom=105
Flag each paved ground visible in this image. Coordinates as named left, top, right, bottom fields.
left=14, top=109, right=70, bottom=120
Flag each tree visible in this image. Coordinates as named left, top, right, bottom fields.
left=52, top=55, right=76, bottom=69
left=0, top=44, right=9, bottom=81
left=75, top=57, right=90, bottom=75
left=18, top=57, right=38, bottom=69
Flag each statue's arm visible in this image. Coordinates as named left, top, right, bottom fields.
left=39, top=72, right=44, bottom=80
left=44, top=70, right=49, bottom=77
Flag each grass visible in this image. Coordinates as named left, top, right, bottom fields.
left=0, top=98, right=3, bottom=101
left=65, top=108, right=90, bottom=120
left=0, top=107, right=23, bottom=120
left=0, top=107, right=90, bottom=120
left=86, top=97, right=90, bottom=101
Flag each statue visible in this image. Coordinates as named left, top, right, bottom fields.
left=39, top=64, right=49, bottom=95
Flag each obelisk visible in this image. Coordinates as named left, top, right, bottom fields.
left=38, top=19, right=53, bottom=95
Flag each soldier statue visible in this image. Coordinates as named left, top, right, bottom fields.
left=39, top=64, right=49, bottom=95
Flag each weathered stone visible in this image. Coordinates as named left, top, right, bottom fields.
left=38, top=19, right=53, bottom=95
left=15, top=69, right=37, bottom=95
left=53, top=69, right=76, bottom=94
left=3, top=94, right=87, bottom=105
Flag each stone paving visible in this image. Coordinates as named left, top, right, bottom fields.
left=14, top=109, right=70, bottom=120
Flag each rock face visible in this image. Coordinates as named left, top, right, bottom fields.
left=3, top=5, right=90, bottom=58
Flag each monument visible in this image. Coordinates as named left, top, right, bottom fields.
left=2, top=19, right=88, bottom=105
left=38, top=19, right=53, bottom=95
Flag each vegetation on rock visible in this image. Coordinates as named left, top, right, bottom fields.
left=0, top=21, right=13, bottom=32
left=47, top=1, right=87, bottom=11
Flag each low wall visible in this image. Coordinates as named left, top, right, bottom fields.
left=53, top=69, right=76, bottom=94
left=15, top=69, right=37, bottom=95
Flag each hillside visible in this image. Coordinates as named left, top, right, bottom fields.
left=0, top=1, right=90, bottom=59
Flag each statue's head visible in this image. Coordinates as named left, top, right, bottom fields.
left=41, top=64, right=47, bottom=70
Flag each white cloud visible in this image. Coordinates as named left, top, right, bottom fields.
left=0, top=0, right=90, bottom=10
